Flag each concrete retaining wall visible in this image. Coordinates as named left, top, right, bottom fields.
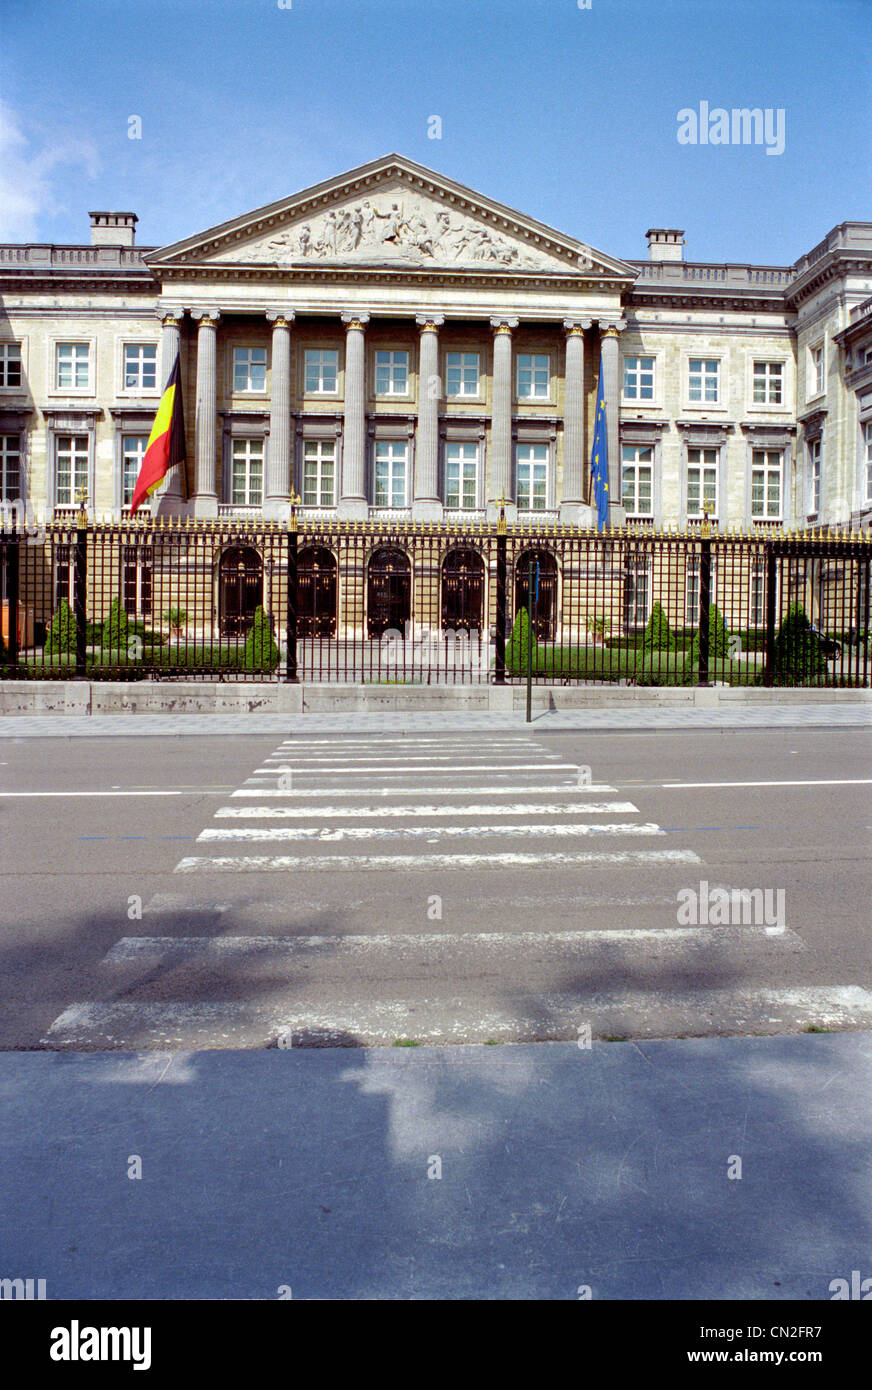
left=0, top=679, right=868, bottom=716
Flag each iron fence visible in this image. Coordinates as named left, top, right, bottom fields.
left=1, top=515, right=869, bottom=688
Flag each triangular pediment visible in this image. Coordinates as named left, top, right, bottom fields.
left=146, top=154, right=635, bottom=281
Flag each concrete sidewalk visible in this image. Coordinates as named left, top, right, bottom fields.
left=0, top=701, right=869, bottom=736
left=1, top=1034, right=869, bottom=1299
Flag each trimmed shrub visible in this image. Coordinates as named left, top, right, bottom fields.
left=242, top=606, right=280, bottom=672
left=44, top=598, right=76, bottom=653
left=640, top=601, right=674, bottom=653
left=773, top=603, right=827, bottom=681
left=507, top=606, right=533, bottom=675
left=690, top=603, right=730, bottom=663
left=101, top=596, right=130, bottom=651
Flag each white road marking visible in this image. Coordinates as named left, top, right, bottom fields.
left=670, top=778, right=872, bottom=790
left=230, top=784, right=616, bottom=798
left=214, top=800, right=640, bottom=820
left=259, top=754, right=566, bottom=765
left=42, top=986, right=872, bottom=1048
left=101, top=925, right=807, bottom=962
left=174, top=848, right=701, bottom=873
left=197, top=821, right=664, bottom=843
left=248, top=762, right=577, bottom=775
left=0, top=789, right=189, bottom=798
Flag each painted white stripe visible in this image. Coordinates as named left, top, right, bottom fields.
left=102, top=925, right=806, bottom=962
left=270, top=738, right=539, bottom=748
left=250, top=762, right=577, bottom=775
left=671, top=778, right=872, bottom=790
left=197, top=822, right=664, bottom=844
left=230, top=784, right=616, bottom=798
left=175, top=848, right=701, bottom=873
left=0, top=790, right=188, bottom=798
left=214, top=800, right=640, bottom=820
left=42, top=986, right=872, bottom=1048
left=257, top=761, right=567, bottom=772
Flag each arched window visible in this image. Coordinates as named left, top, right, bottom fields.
left=219, top=546, right=263, bottom=637
left=441, top=548, right=485, bottom=633
left=514, top=549, right=558, bottom=640
left=298, top=546, right=337, bottom=638
left=367, top=548, right=411, bottom=638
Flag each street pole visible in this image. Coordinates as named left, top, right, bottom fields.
left=526, top=554, right=534, bottom=723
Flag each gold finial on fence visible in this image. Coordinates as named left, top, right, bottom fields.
left=75, top=485, right=88, bottom=527
left=289, top=491, right=301, bottom=534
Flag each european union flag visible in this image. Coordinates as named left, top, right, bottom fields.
left=589, top=354, right=610, bottom=533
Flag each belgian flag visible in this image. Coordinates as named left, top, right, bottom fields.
left=129, top=354, right=188, bottom=514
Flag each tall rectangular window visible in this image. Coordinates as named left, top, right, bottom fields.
left=811, top=344, right=825, bottom=395
left=808, top=438, right=821, bottom=515
left=374, top=351, right=408, bottom=396
left=230, top=439, right=263, bottom=506
left=753, top=360, right=783, bottom=405
left=302, top=440, right=336, bottom=508
left=304, top=349, right=338, bottom=394
left=0, top=435, right=21, bottom=501
left=623, top=355, right=655, bottom=401
left=865, top=421, right=872, bottom=502
left=624, top=562, right=651, bottom=628
left=688, top=358, right=719, bottom=403
left=233, top=348, right=267, bottom=393
left=751, top=449, right=782, bottom=520
left=444, top=442, right=478, bottom=509
left=124, top=344, right=157, bottom=390
left=516, top=443, right=548, bottom=510
left=621, top=445, right=653, bottom=516
left=749, top=558, right=765, bottom=626
left=686, top=446, right=719, bottom=518
left=445, top=352, right=479, bottom=398
left=56, top=343, right=90, bottom=390
left=517, top=354, right=549, bottom=400
left=122, top=545, right=153, bottom=618
left=0, top=343, right=22, bottom=388
left=685, top=558, right=700, bottom=628
left=374, top=441, right=408, bottom=507
left=121, top=435, right=149, bottom=508
left=54, top=435, right=89, bottom=506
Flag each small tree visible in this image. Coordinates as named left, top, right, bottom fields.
left=101, top=596, right=130, bottom=651
left=507, top=605, right=533, bottom=676
left=45, top=598, right=76, bottom=654
left=690, top=603, right=730, bottom=664
left=773, top=603, right=827, bottom=681
left=641, top=601, right=674, bottom=652
left=242, top=605, right=280, bottom=672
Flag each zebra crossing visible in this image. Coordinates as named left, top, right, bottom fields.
left=40, top=732, right=872, bottom=1048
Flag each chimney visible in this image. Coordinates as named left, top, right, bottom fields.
left=89, top=212, right=138, bottom=248
left=646, top=228, right=685, bottom=262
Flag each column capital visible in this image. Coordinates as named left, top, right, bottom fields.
left=415, top=313, right=445, bottom=331
left=156, top=307, right=184, bottom=327
left=266, top=311, right=295, bottom=328
left=341, top=311, right=371, bottom=330
left=597, top=318, right=627, bottom=336
left=191, top=307, right=221, bottom=326
left=564, top=318, right=593, bottom=335
left=490, top=316, right=520, bottom=334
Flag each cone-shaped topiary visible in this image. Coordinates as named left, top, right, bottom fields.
left=507, top=605, right=533, bottom=676
left=242, top=605, right=280, bottom=672
left=690, top=603, right=730, bottom=663
left=101, top=596, right=130, bottom=651
left=641, top=601, right=674, bottom=652
left=773, top=603, right=827, bottom=681
left=45, top=598, right=76, bottom=653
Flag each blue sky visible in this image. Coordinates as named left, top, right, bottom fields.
left=1, top=0, right=869, bottom=264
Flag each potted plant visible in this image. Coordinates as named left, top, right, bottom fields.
left=163, top=607, right=188, bottom=639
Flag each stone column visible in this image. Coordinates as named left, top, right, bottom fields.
left=156, top=309, right=185, bottom=512
left=339, top=311, right=370, bottom=520
left=413, top=313, right=445, bottom=520
left=488, top=316, right=519, bottom=521
left=265, top=311, right=295, bottom=519
left=598, top=319, right=627, bottom=527
left=560, top=318, right=595, bottom=525
left=192, top=308, right=220, bottom=518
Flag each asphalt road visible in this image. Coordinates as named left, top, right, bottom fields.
left=0, top=727, right=870, bottom=1049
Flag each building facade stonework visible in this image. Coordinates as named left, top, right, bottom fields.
left=1, top=154, right=870, bottom=537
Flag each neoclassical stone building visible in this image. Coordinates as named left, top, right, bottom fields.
left=1, top=152, right=870, bottom=537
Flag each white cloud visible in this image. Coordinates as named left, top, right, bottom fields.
left=0, top=101, right=99, bottom=241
